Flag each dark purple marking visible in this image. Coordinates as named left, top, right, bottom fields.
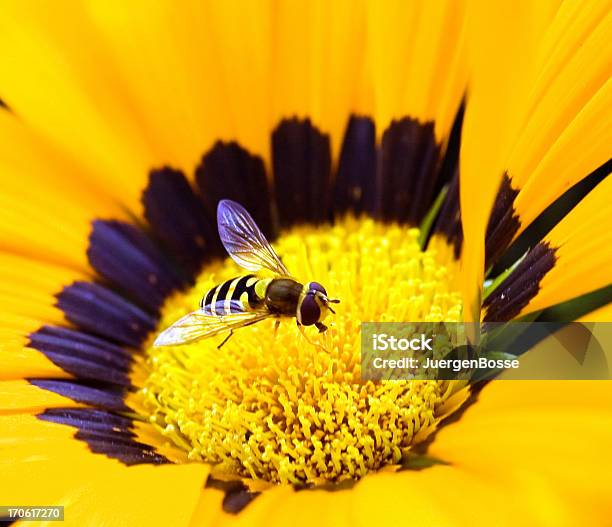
left=40, top=407, right=133, bottom=432
left=143, top=167, right=218, bottom=276
left=79, top=440, right=168, bottom=465
left=483, top=242, right=557, bottom=321
left=56, top=281, right=156, bottom=347
left=272, top=118, right=332, bottom=226
left=333, top=115, right=377, bottom=216
left=87, top=220, right=186, bottom=312
left=38, top=352, right=130, bottom=386
left=485, top=173, right=520, bottom=269
left=39, top=408, right=169, bottom=465
left=488, top=159, right=611, bottom=276
left=431, top=167, right=463, bottom=258
left=30, top=379, right=129, bottom=412
left=377, top=118, right=441, bottom=224
left=429, top=101, right=465, bottom=256
left=29, top=326, right=132, bottom=385
left=436, top=99, right=464, bottom=196
left=196, top=141, right=274, bottom=238
left=222, top=489, right=261, bottom=514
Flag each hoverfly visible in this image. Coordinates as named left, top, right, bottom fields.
left=154, top=199, right=339, bottom=348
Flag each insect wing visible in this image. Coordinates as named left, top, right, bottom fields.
left=217, top=199, right=290, bottom=276
left=153, top=309, right=272, bottom=347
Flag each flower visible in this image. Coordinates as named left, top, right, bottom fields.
left=1, top=1, right=611, bottom=526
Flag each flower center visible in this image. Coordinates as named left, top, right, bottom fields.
left=137, top=217, right=463, bottom=484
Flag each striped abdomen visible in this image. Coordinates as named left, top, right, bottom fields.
left=200, top=275, right=262, bottom=315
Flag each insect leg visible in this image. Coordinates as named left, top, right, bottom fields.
left=217, top=330, right=234, bottom=350
left=298, top=324, right=329, bottom=353
left=273, top=319, right=280, bottom=337
left=315, top=322, right=328, bottom=333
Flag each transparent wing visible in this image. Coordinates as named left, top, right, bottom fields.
left=153, top=309, right=272, bottom=347
left=217, top=199, right=290, bottom=276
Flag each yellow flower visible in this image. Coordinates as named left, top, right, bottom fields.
left=1, top=1, right=611, bottom=526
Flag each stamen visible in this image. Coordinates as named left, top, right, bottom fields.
left=137, top=217, right=463, bottom=484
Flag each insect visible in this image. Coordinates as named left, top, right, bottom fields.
left=154, top=199, right=339, bottom=348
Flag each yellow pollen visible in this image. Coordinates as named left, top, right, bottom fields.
left=138, top=217, right=463, bottom=484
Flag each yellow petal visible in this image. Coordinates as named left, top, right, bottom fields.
left=363, top=0, right=468, bottom=142
left=86, top=0, right=268, bottom=172
left=578, top=303, right=612, bottom=322
left=0, top=1, right=160, bottom=210
left=199, top=0, right=273, bottom=160
left=189, top=487, right=227, bottom=526
left=0, top=328, right=68, bottom=381
left=193, top=484, right=353, bottom=527
left=1, top=414, right=209, bottom=527
left=0, top=111, right=127, bottom=270
left=509, top=6, right=612, bottom=231
left=459, top=0, right=555, bottom=321
left=430, top=380, right=612, bottom=525
left=0, top=252, right=88, bottom=379
left=514, top=77, right=611, bottom=230
left=271, top=0, right=367, bottom=159
left=0, top=380, right=78, bottom=413
left=0, top=252, right=84, bottom=323
left=519, top=176, right=612, bottom=316
left=353, top=468, right=528, bottom=526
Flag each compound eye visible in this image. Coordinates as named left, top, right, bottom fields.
left=309, top=282, right=327, bottom=297
left=299, top=294, right=321, bottom=326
